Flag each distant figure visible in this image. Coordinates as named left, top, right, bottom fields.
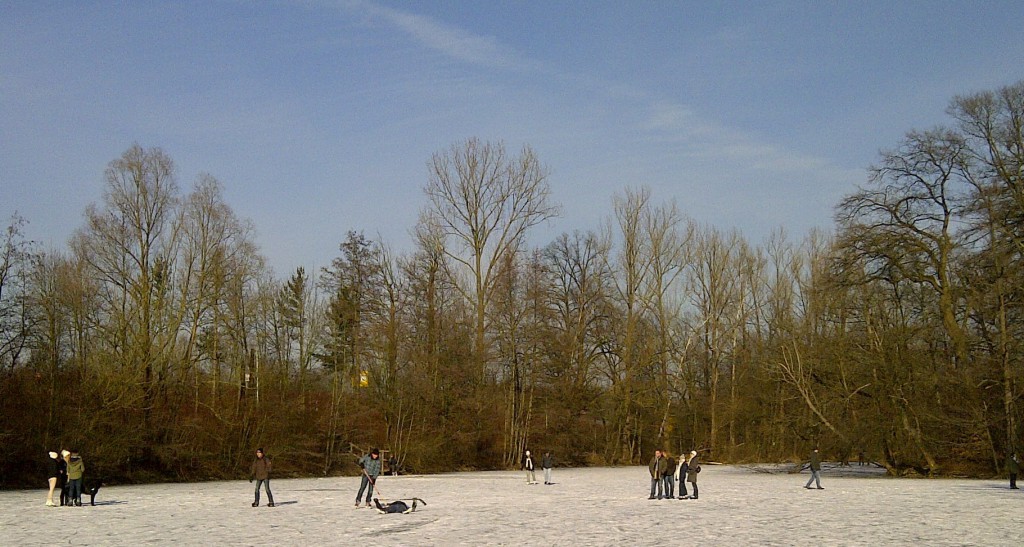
left=1007, top=451, right=1020, bottom=490
left=858, top=450, right=866, bottom=467
left=662, top=452, right=677, bottom=499
left=804, top=448, right=824, bottom=490
left=388, top=455, right=399, bottom=476
left=542, top=452, right=554, bottom=485
left=250, top=448, right=275, bottom=507
left=45, top=451, right=61, bottom=506
left=59, top=450, right=70, bottom=505
left=685, top=450, right=700, bottom=499
left=648, top=449, right=666, bottom=499
left=523, top=450, right=538, bottom=484
left=356, top=448, right=382, bottom=507
left=66, top=450, right=85, bottom=506
left=676, top=453, right=690, bottom=499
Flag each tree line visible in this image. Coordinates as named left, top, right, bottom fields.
left=1, top=82, right=1022, bottom=487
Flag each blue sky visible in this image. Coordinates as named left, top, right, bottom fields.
left=2, top=1, right=1022, bottom=274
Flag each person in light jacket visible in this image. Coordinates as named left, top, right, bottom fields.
left=66, top=450, right=85, bottom=506
left=675, top=453, right=690, bottom=499
left=685, top=450, right=700, bottom=500
left=522, top=450, right=538, bottom=484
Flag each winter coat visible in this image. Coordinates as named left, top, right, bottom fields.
left=809, top=451, right=821, bottom=472
left=522, top=454, right=535, bottom=471
left=67, top=456, right=85, bottom=481
left=542, top=454, right=554, bottom=469
left=359, top=454, right=382, bottom=477
left=57, top=459, right=67, bottom=485
left=686, top=455, right=699, bottom=483
left=46, top=456, right=60, bottom=479
left=1008, top=454, right=1021, bottom=474
left=251, top=455, right=272, bottom=480
left=676, top=460, right=689, bottom=481
left=649, top=456, right=667, bottom=479
left=663, top=456, right=677, bottom=477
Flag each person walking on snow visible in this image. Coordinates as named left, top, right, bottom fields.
left=250, top=448, right=275, bottom=507
left=523, top=450, right=538, bottom=484
left=804, top=448, right=824, bottom=490
left=685, top=450, right=700, bottom=499
left=648, top=449, right=667, bottom=499
left=1007, top=450, right=1020, bottom=489
left=356, top=448, right=382, bottom=506
left=542, top=452, right=554, bottom=485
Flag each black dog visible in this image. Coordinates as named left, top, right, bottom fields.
left=373, top=497, right=425, bottom=514
left=82, top=480, right=103, bottom=506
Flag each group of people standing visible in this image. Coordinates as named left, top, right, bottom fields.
left=648, top=449, right=700, bottom=500
left=521, top=450, right=555, bottom=485
left=45, top=449, right=85, bottom=507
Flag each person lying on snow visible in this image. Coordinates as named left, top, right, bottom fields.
left=373, top=497, right=426, bottom=514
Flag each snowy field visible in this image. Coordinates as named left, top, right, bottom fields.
left=3, top=464, right=1022, bottom=546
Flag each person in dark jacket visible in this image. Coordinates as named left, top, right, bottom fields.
left=542, top=452, right=554, bottom=485
left=250, top=448, right=275, bottom=507
left=1008, top=451, right=1020, bottom=489
left=522, top=450, right=538, bottom=484
left=46, top=451, right=61, bottom=506
left=648, top=449, right=667, bottom=499
left=685, top=450, right=700, bottom=499
left=66, top=450, right=85, bottom=506
left=59, top=450, right=70, bottom=506
left=675, top=453, right=690, bottom=499
left=804, top=448, right=823, bottom=490
left=662, top=452, right=677, bottom=499
left=356, top=448, right=382, bottom=507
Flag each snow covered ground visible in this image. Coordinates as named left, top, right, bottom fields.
left=3, top=464, right=1021, bottom=546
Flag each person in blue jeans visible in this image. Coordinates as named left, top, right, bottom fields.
left=250, top=448, right=275, bottom=507
left=356, top=448, right=382, bottom=507
left=662, top=452, right=676, bottom=499
left=648, top=449, right=666, bottom=499
left=804, top=448, right=824, bottom=490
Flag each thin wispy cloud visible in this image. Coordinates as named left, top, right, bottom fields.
left=342, top=0, right=530, bottom=70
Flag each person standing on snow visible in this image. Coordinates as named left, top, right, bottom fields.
left=662, top=452, right=677, bottom=499
left=523, top=450, right=538, bottom=484
left=542, top=452, right=554, bottom=485
left=45, top=451, right=61, bottom=506
left=356, top=448, right=382, bottom=506
left=1007, top=450, right=1020, bottom=489
left=250, top=448, right=275, bottom=507
left=685, top=450, right=700, bottom=500
left=675, top=452, right=690, bottom=499
left=66, top=450, right=85, bottom=506
left=804, top=448, right=824, bottom=490
left=648, top=449, right=667, bottom=499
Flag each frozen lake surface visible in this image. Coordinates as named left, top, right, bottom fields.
left=3, top=464, right=1021, bottom=545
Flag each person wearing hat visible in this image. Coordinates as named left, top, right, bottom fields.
left=522, top=450, right=538, bottom=485
left=685, top=450, right=700, bottom=499
left=356, top=448, right=382, bottom=507
left=249, top=448, right=275, bottom=507
left=66, top=450, right=85, bottom=506
left=45, top=451, right=61, bottom=506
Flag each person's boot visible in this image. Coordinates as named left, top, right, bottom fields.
left=252, top=501, right=259, bottom=507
